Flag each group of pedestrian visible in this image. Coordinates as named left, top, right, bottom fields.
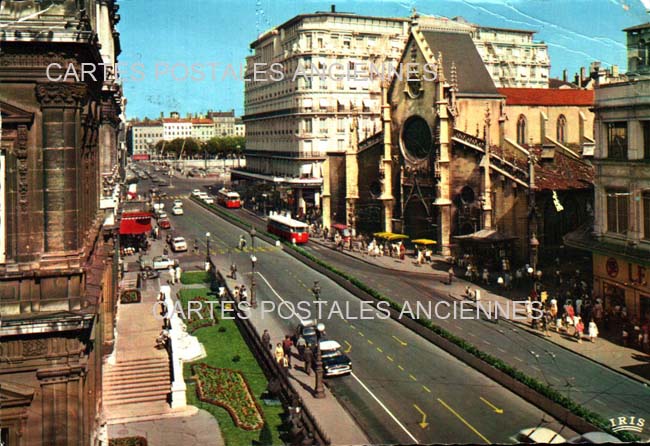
left=262, top=329, right=314, bottom=375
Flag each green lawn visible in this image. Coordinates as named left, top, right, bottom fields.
left=181, top=287, right=285, bottom=446
left=180, top=270, right=211, bottom=285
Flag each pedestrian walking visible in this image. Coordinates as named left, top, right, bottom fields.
left=296, top=335, right=307, bottom=359
left=274, top=342, right=284, bottom=364
left=282, top=335, right=293, bottom=368
left=193, top=239, right=199, bottom=254
left=588, top=320, right=599, bottom=343
left=168, top=266, right=175, bottom=285
left=239, top=234, right=247, bottom=250
left=303, top=345, right=313, bottom=375
left=482, top=268, right=489, bottom=285
left=230, top=263, right=237, bottom=280
left=575, top=317, right=584, bottom=343
left=262, top=329, right=272, bottom=350
left=447, top=267, right=454, bottom=285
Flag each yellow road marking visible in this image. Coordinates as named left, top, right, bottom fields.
left=437, top=398, right=491, bottom=443
left=392, top=335, right=407, bottom=346
left=479, top=397, right=504, bottom=414
left=398, top=365, right=404, bottom=371
left=358, top=331, right=364, bottom=337
left=413, top=404, right=429, bottom=429
left=367, top=339, right=373, bottom=345
left=376, top=347, right=383, bottom=353
left=422, top=385, right=431, bottom=393
left=344, top=341, right=352, bottom=353
left=386, top=355, right=394, bottom=362
left=409, top=374, right=417, bottom=382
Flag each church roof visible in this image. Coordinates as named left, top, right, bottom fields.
left=420, top=30, right=500, bottom=97
left=498, top=88, right=594, bottom=106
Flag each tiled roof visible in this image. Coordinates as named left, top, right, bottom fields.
left=162, top=118, right=192, bottom=123
left=534, top=150, right=594, bottom=191
left=498, top=88, right=594, bottom=106
left=192, top=118, right=214, bottom=125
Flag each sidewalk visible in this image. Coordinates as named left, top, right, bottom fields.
left=210, top=251, right=370, bottom=445
left=309, top=236, right=650, bottom=385
left=106, top=233, right=224, bottom=446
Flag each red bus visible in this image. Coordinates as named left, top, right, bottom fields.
left=267, top=212, right=309, bottom=244
left=216, top=188, right=241, bottom=208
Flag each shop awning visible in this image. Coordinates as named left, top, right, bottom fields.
left=119, top=212, right=152, bottom=235
left=453, top=229, right=516, bottom=243
left=412, top=239, right=437, bottom=245
left=373, top=232, right=409, bottom=241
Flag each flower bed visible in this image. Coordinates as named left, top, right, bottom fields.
left=192, top=363, right=264, bottom=431
left=120, top=289, right=141, bottom=304
left=182, top=295, right=216, bottom=333
left=109, top=437, right=147, bottom=446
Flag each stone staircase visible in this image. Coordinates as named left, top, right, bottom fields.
left=104, top=357, right=171, bottom=415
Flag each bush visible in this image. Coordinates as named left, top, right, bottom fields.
left=109, top=438, right=147, bottom=446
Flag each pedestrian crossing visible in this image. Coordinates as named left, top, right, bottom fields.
left=160, top=194, right=190, bottom=200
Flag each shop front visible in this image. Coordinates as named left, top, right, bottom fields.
left=594, top=254, right=650, bottom=322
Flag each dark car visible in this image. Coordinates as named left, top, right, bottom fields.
left=158, top=219, right=171, bottom=230
left=294, top=320, right=319, bottom=348
left=319, top=340, right=352, bottom=377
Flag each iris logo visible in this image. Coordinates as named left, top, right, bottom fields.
left=609, top=416, right=645, bottom=433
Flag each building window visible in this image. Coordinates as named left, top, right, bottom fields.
left=305, top=34, right=312, bottom=49
left=337, top=118, right=345, bottom=133
left=644, top=192, right=650, bottom=240
left=517, top=114, right=527, bottom=146
left=643, top=121, right=650, bottom=160
left=304, top=119, right=312, bottom=134
left=557, top=114, right=567, bottom=144
left=639, top=39, right=648, bottom=67
left=606, top=190, right=629, bottom=234
left=607, top=122, right=628, bottom=160
left=320, top=119, right=328, bottom=134
left=338, top=139, right=345, bottom=150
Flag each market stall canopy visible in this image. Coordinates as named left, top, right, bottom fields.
left=119, top=212, right=152, bottom=235
left=453, top=229, right=516, bottom=243
left=332, top=223, right=348, bottom=231
left=373, top=232, right=409, bottom=241
left=412, top=239, right=437, bottom=245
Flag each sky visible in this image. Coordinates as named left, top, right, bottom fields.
left=118, top=0, right=650, bottom=120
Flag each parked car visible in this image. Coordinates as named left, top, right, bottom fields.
left=156, top=211, right=168, bottom=220
left=171, top=206, right=184, bottom=216
left=173, top=199, right=183, bottom=207
left=158, top=219, right=171, bottom=229
left=140, top=255, right=175, bottom=271
left=171, top=237, right=188, bottom=252
left=319, top=340, right=352, bottom=377
left=202, top=196, right=214, bottom=204
left=567, top=432, right=622, bottom=443
left=191, top=189, right=202, bottom=197
left=512, top=427, right=566, bottom=444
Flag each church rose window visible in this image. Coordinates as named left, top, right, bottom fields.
left=401, top=116, right=432, bottom=160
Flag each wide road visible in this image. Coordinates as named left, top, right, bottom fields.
left=168, top=177, right=650, bottom=442
left=140, top=174, right=577, bottom=444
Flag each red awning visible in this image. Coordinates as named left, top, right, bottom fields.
left=132, top=154, right=150, bottom=161
left=119, top=212, right=152, bottom=235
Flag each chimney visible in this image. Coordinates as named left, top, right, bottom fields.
left=612, top=65, right=619, bottom=78
left=574, top=73, right=579, bottom=85
left=579, top=67, right=586, bottom=86
left=562, top=69, right=567, bottom=82
left=160, top=111, right=163, bottom=119
left=331, top=4, right=336, bottom=13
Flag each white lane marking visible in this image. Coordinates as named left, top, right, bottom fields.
left=350, top=372, right=419, bottom=444
left=257, top=272, right=287, bottom=303
left=514, top=356, right=524, bottom=362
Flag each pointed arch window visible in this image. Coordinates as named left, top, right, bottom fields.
left=516, top=114, right=527, bottom=146
left=557, top=114, right=567, bottom=144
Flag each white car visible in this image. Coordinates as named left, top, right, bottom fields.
left=171, top=206, right=184, bottom=215
left=140, top=255, right=175, bottom=271
left=512, top=427, right=566, bottom=444
left=171, top=237, right=188, bottom=252
left=202, top=196, right=214, bottom=204
left=191, top=189, right=202, bottom=197
left=156, top=211, right=168, bottom=219
left=173, top=199, right=183, bottom=207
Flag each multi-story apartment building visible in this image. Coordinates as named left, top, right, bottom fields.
left=566, top=23, right=650, bottom=322
left=0, top=1, right=123, bottom=445
left=416, top=15, right=550, bottom=88
left=237, top=7, right=410, bottom=213
left=208, top=109, right=246, bottom=137
left=129, top=121, right=164, bottom=160
left=192, top=118, right=217, bottom=141
left=163, top=117, right=193, bottom=140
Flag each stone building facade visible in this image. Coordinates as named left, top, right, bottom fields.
left=335, top=20, right=594, bottom=268
left=0, top=1, right=123, bottom=445
left=566, top=23, right=650, bottom=322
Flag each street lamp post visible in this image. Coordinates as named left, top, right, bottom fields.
left=311, top=281, right=321, bottom=300
left=205, top=232, right=211, bottom=271
left=250, top=227, right=257, bottom=308
left=314, top=322, right=326, bottom=398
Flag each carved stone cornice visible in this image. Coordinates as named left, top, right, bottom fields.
left=0, top=51, right=79, bottom=69
left=35, top=82, right=87, bottom=107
